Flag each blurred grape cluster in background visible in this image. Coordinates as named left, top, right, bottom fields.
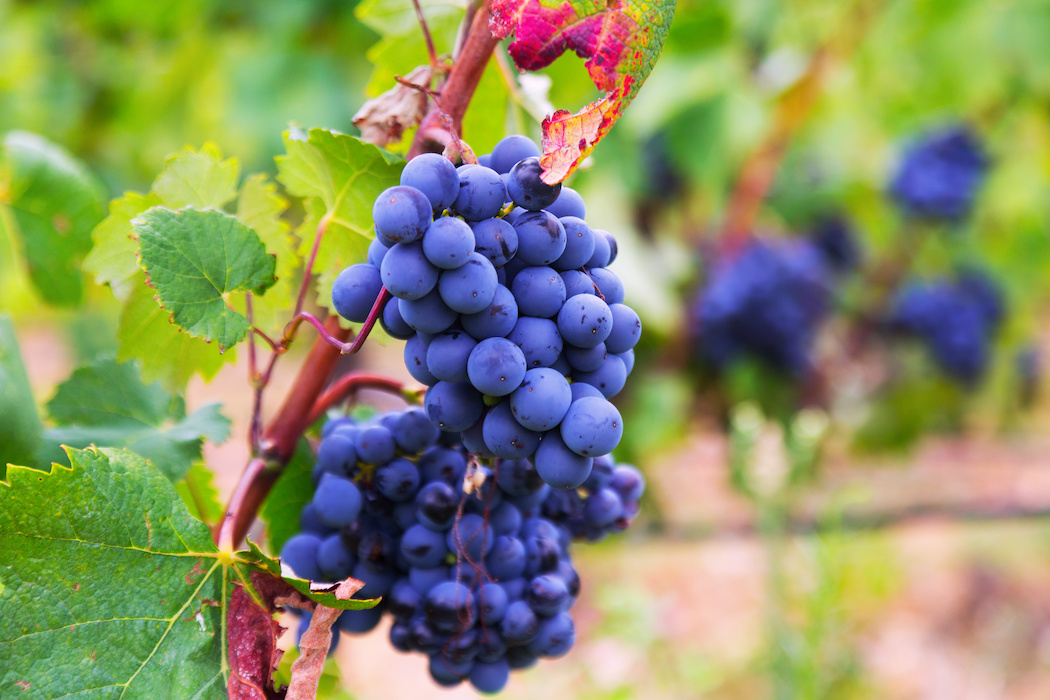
left=3, top=0, right=1050, bottom=697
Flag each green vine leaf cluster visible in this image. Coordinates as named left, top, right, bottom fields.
left=0, top=447, right=378, bottom=699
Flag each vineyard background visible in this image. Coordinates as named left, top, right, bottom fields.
left=4, top=0, right=1050, bottom=697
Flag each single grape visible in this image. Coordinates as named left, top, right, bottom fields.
left=375, top=458, right=421, bottom=502
left=509, top=367, right=572, bottom=432
left=552, top=217, right=596, bottom=271
left=415, top=480, right=459, bottom=531
left=467, top=337, right=528, bottom=396
left=545, top=186, right=586, bottom=219
left=424, top=381, right=485, bottom=432
left=332, top=263, right=382, bottom=323
left=495, top=458, right=545, bottom=498
left=438, top=251, right=498, bottom=314
left=478, top=582, right=509, bottom=625
left=604, top=231, right=619, bottom=265
left=394, top=407, right=441, bottom=454
left=585, top=230, right=612, bottom=268
left=373, top=185, right=433, bottom=245
left=425, top=580, right=477, bottom=634
left=483, top=400, right=541, bottom=459
left=316, top=433, right=357, bottom=477
left=610, top=464, right=646, bottom=501
left=528, top=612, right=575, bottom=658
left=381, top=298, right=415, bottom=340
left=417, top=446, right=467, bottom=485
left=317, top=533, right=356, bottom=580
left=507, top=157, right=562, bottom=211
left=490, top=134, right=541, bottom=174
left=583, top=488, right=624, bottom=528
left=401, top=152, right=459, bottom=211
left=367, top=236, right=389, bottom=268
left=313, top=474, right=363, bottom=528
left=470, top=659, right=510, bottom=694
left=399, top=289, right=458, bottom=334
left=422, top=216, right=475, bottom=270
left=557, top=294, right=612, bottom=348
left=573, top=353, right=627, bottom=398
left=280, top=533, right=323, bottom=580
left=490, top=500, right=523, bottom=537
left=533, top=431, right=592, bottom=489
left=426, top=330, right=478, bottom=383
left=340, top=606, right=385, bottom=634
left=355, top=425, right=397, bottom=465
left=564, top=342, right=607, bottom=373
left=526, top=574, right=569, bottom=617
left=388, top=578, right=423, bottom=621
left=471, top=217, right=518, bottom=267
left=561, top=269, right=596, bottom=298
left=603, top=304, right=641, bottom=353
left=587, top=267, right=625, bottom=304
left=560, top=396, right=623, bottom=457
left=453, top=164, right=507, bottom=221
left=507, top=317, right=563, bottom=368
left=461, top=284, right=519, bottom=340
left=357, top=530, right=398, bottom=573
left=353, top=562, right=396, bottom=597
left=513, top=211, right=567, bottom=265
left=511, top=266, right=567, bottom=318
left=401, top=523, right=449, bottom=568
left=500, top=600, right=540, bottom=646
left=381, top=241, right=439, bottom=300
left=404, top=333, right=438, bottom=386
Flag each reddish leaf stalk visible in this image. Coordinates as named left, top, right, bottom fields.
left=409, top=0, right=499, bottom=157
left=411, top=0, right=441, bottom=76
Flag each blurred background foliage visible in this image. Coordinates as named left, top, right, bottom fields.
left=3, top=0, right=1050, bottom=697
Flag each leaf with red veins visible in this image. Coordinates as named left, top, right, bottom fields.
left=490, top=0, right=676, bottom=183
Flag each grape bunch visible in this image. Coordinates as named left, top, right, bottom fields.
left=279, top=408, right=645, bottom=693
left=330, top=135, right=641, bottom=492
left=692, top=238, right=832, bottom=375
left=889, top=268, right=1004, bottom=385
left=889, top=125, right=988, bottom=221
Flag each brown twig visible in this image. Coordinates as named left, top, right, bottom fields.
left=408, top=0, right=499, bottom=158
left=411, top=0, right=441, bottom=77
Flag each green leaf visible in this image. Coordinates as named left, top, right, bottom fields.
left=355, top=0, right=467, bottom=37
left=176, top=463, right=225, bottom=526
left=0, top=131, right=106, bottom=306
left=0, top=316, right=42, bottom=476
left=83, top=191, right=163, bottom=302
left=234, top=174, right=297, bottom=334
left=40, top=358, right=230, bottom=481
left=133, top=206, right=277, bottom=350
left=276, top=128, right=403, bottom=312
left=0, top=447, right=377, bottom=699
left=151, top=143, right=240, bottom=210
left=260, top=439, right=316, bottom=554
left=118, top=282, right=232, bottom=391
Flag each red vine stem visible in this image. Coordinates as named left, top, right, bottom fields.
left=408, top=0, right=499, bottom=158
left=307, top=373, right=416, bottom=426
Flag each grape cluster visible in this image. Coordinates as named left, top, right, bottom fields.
left=693, top=238, right=832, bottom=375
left=330, top=135, right=641, bottom=492
left=889, top=268, right=1004, bottom=385
left=889, top=125, right=988, bottom=221
left=280, top=408, right=645, bottom=693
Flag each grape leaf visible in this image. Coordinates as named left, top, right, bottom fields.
left=83, top=191, right=164, bottom=302
left=151, top=143, right=240, bottom=210
left=118, top=282, right=233, bottom=391
left=176, top=463, right=225, bottom=526
left=132, top=206, right=277, bottom=351
left=260, top=438, right=316, bottom=554
left=275, top=128, right=404, bottom=313
left=0, top=317, right=42, bottom=477
left=489, top=0, right=677, bottom=183
left=0, top=447, right=378, bottom=699
left=355, top=0, right=467, bottom=38
left=0, top=131, right=106, bottom=306
left=233, top=174, right=297, bottom=335
left=40, top=358, right=230, bottom=482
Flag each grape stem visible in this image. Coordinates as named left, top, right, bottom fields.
left=307, top=373, right=420, bottom=426
left=408, top=0, right=499, bottom=157
left=411, top=0, right=442, bottom=77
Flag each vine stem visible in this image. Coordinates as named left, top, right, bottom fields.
left=408, top=0, right=499, bottom=158
left=307, top=373, right=417, bottom=426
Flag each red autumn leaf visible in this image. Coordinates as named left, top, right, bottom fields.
left=490, top=0, right=676, bottom=183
